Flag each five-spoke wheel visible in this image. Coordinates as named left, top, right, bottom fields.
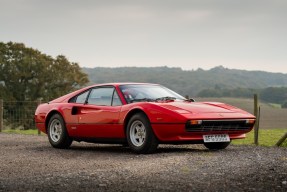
left=129, top=120, right=146, bottom=147
left=49, top=119, right=63, bottom=143
left=126, top=113, right=158, bottom=154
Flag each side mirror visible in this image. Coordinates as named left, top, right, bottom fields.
left=185, top=95, right=195, bottom=102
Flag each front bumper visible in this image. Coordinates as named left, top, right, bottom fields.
left=152, top=123, right=250, bottom=143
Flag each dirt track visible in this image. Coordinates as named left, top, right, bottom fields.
left=0, top=133, right=287, bottom=191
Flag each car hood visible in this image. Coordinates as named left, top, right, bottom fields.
left=157, top=101, right=246, bottom=114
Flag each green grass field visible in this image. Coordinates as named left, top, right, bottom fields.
left=233, top=129, right=287, bottom=147
left=2, top=129, right=41, bottom=135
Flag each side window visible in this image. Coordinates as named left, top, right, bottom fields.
left=69, top=90, right=89, bottom=104
left=87, top=87, right=114, bottom=106
left=112, top=91, right=122, bottom=106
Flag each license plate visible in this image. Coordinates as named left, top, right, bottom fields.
left=203, top=134, right=230, bottom=143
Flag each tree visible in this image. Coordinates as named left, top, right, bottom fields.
left=0, top=42, right=89, bottom=129
left=282, top=101, right=287, bottom=108
left=260, top=87, right=287, bottom=104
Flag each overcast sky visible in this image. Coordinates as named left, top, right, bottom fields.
left=1, top=0, right=287, bottom=73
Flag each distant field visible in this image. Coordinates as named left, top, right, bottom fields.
left=196, top=97, right=287, bottom=129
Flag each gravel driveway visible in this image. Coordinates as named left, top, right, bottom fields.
left=0, top=133, right=286, bottom=192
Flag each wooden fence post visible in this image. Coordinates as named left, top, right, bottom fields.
left=254, top=94, right=259, bottom=145
left=0, top=99, right=3, bottom=132
left=276, top=132, right=287, bottom=147
left=254, top=94, right=258, bottom=117
left=37, top=100, right=41, bottom=135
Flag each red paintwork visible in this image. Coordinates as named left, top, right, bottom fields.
left=35, top=83, right=255, bottom=144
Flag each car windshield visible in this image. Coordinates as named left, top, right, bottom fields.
left=119, top=84, right=186, bottom=104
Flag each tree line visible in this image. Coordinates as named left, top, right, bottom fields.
left=0, top=42, right=89, bottom=129
left=83, top=66, right=287, bottom=97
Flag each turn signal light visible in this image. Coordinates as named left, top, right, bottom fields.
left=246, top=119, right=255, bottom=124
left=190, top=120, right=203, bottom=125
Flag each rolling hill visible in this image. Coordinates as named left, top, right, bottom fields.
left=82, top=66, right=287, bottom=97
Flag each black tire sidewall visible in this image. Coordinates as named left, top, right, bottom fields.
left=47, top=114, right=71, bottom=148
left=126, top=113, right=158, bottom=153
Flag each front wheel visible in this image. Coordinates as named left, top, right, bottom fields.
left=126, top=113, right=158, bottom=154
left=204, top=142, right=231, bottom=150
left=47, top=114, right=73, bottom=149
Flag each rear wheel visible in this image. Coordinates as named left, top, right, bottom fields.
left=204, top=142, right=231, bottom=150
left=47, top=114, right=73, bottom=149
left=126, top=113, right=158, bottom=154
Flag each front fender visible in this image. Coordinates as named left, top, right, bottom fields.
left=119, top=103, right=187, bottom=125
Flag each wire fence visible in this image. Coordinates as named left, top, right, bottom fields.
left=1, top=100, right=40, bottom=130
left=0, top=98, right=286, bottom=146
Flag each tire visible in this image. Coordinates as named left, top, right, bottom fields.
left=204, top=142, right=231, bottom=150
left=47, top=114, right=73, bottom=149
left=126, top=113, right=158, bottom=154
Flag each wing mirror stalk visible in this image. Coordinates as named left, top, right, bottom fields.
left=185, top=95, right=195, bottom=102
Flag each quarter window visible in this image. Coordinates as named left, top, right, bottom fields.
left=71, top=91, right=89, bottom=104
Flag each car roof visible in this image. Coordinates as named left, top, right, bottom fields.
left=92, top=82, right=159, bottom=87
left=49, top=82, right=160, bottom=103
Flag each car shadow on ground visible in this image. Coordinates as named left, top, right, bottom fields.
left=69, top=144, right=132, bottom=154
left=62, top=143, right=225, bottom=155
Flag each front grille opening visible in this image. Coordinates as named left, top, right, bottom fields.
left=185, top=119, right=255, bottom=132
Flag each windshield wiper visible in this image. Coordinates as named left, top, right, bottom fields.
left=130, top=98, right=155, bottom=103
left=155, top=96, right=176, bottom=101
left=130, top=96, right=177, bottom=103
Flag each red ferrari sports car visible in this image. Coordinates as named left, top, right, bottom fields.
left=35, top=83, right=255, bottom=153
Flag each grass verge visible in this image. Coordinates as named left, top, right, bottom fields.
left=233, top=129, right=287, bottom=147
left=1, top=129, right=41, bottom=135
